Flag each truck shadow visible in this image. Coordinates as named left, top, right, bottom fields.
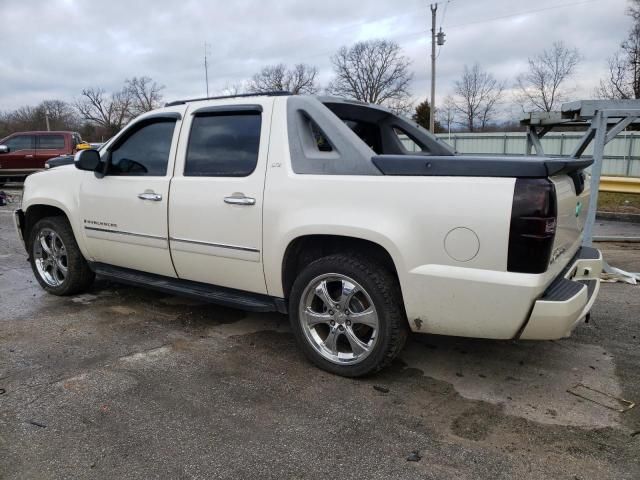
left=84, top=278, right=622, bottom=429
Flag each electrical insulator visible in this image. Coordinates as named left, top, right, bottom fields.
left=436, top=28, right=446, bottom=46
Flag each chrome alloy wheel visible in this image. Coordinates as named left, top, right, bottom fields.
left=33, top=228, right=68, bottom=287
left=299, top=274, right=379, bottom=365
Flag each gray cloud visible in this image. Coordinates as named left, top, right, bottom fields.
left=0, top=0, right=631, bottom=117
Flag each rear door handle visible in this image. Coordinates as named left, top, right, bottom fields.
left=25, top=155, right=34, bottom=158
left=224, top=195, right=256, bottom=206
left=138, top=191, right=162, bottom=201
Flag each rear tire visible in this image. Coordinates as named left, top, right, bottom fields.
left=28, top=216, right=95, bottom=295
left=289, top=253, right=408, bottom=377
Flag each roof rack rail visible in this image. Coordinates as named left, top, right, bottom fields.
left=165, top=91, right=292, bottom=107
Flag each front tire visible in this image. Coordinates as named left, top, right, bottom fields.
left=289, top=253, right=408, bottom=377
left=28, top=216, right=95, bottom=295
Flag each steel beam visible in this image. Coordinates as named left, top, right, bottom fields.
left=583, top=111, right=607, bottom=247
left=569, top=128, right=596, bottom=159
left=527, top=127, right=545, bottom=156
left=605, top=116, right=638, bottom=144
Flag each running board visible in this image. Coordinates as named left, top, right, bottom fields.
left=91, top=263, right=287, bottom=314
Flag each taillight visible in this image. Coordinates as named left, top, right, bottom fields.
left=507, top=178, right=557, bottom=274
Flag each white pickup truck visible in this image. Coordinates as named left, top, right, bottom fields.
left=14, top=93, right=603, bottom=377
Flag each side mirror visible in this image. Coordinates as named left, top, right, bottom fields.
left=75, top=149, right=101, bottom=172
left=0, top=145, right=9, bottom=154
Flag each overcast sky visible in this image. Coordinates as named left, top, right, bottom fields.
left=0, top=0, right=632, bottom=116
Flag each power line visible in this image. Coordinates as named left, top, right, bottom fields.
left=385, top=0, right=604, bottom=45
left=446, top=0, right=601, bottom=30
left=436, top=0, right=452, bottom=59
left=204, top=0, right=605, bottom=90
left=440, top=0, right=452, bottom=28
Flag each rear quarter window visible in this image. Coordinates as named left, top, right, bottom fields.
left=37, top=135, right=66, bottom=149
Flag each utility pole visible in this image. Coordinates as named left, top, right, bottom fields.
left=204, top=42, right=210, bottom=97
left=429, top=3, right=437, bottom=133
left=428, top=3, right=446, bottom=132
left=45, top=109, right=51, bottom=131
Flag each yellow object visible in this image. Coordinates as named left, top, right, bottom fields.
left=75, top=142, right=91, bottom=150
left=599, top=176, right=640, bottom=194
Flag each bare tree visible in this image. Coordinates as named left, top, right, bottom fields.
left=516, top=41, right=581, bottom=111
left=248, top=63, right=318, bottom=94
left=125, top=76, right=164, bottom=115
left=598, top=24, right=640, bottom=99
left=286, top=64, right=319, bottom=94
left=327, top=39, right=413, bottom=108
left=628, top=0, right=640, bottom=22
left=0, top=100, right=81, bottom=137
left=40, top=100, right=82, bottom=130
left=437, top=95, right=457, bottom=135
left=75, top=87, right=133, bottom=136
left=221, top=82, right=247, bottom=96
left=453, top=64, right=505, bottom=132
left=5, top=105, right=40, bottom=131
left=75, top=76, right=164, bottom=135
left=385, top=98, right=414, bottom=117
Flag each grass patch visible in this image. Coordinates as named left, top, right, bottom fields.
left=598, top=191, right=640, bottom=214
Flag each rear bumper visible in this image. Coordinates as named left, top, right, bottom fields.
left=518, top=247, right=602, bottom=340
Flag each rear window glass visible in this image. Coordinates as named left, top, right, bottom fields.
left=393, top=127, right=427, bottom=153
left=310, top=120, right=333, bottom=152
left=344, top=120, right=382, bottom=154
left=37, top=135, right=65, bottom=149
left=185, top=113, right=261, bottom=177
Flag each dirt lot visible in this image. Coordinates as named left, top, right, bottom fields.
left=1, top=188, right=639, bottom=479
left=598, top=191, right=640, bottom=215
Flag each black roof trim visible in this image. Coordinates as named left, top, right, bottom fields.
left=192, top=104, right=263, bottom=115
left=372, top=155, right=593, bottom=178
left=165, top=91, right=291, bottom=107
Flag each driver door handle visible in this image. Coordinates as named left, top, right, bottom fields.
left=138, top=191, right=162, bottom=201
left=224, top=195, right=256, bottom=206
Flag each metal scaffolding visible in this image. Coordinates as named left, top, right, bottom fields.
left=521, top=100, right=640, bottom=284
left=521, top=100, right=640, bottom=246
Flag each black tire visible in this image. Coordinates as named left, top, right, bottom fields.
left=28, top=216, right=95, bottom=295
left=289, top=253, right=408, bottom=377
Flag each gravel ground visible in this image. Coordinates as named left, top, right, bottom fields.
left=1, top=187, right=639, bottom=480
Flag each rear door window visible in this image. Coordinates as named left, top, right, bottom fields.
left=185, top=112, right=261, bottom=177
left=37, top=135, right=66, bottom=149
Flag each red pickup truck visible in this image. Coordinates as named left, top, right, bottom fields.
left=0, top=131, right=85, bottom=185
